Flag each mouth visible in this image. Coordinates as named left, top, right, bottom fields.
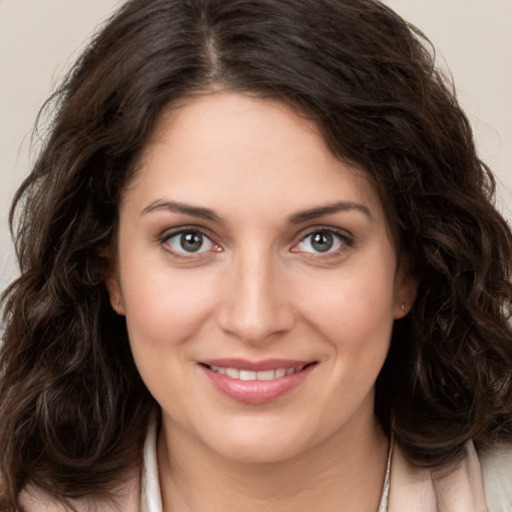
left=199, top=359, right=318, bottom=404
left=202, top=363, right=313, bottom=381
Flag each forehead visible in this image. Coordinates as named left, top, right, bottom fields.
left=124, top=92, right=386, bottom=225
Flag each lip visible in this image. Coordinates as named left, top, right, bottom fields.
left=200, top=358, right=311, bottom=371
left=199, top=358, right=317, bottom=404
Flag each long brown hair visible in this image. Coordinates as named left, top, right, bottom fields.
left=2, top=0, right=512, bottom=508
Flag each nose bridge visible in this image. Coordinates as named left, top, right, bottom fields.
left=218, top=245, right=293, bottom=342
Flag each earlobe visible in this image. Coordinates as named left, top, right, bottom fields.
left=106, top=284, right=125, bottom=316
left=393, top=258, right=417, bottom=319
left=394, top=301, right=409, bottom=319
left=103, top=259, right=125, bottom=316
left=110, top=294, right=125, bottom=315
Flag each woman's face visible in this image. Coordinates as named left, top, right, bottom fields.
left=107, top=92, right=415, bottom=463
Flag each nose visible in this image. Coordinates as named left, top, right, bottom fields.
left=217, top=251, right=295, bottom=344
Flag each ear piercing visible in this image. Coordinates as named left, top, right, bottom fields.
left=116, top=298, right=121, bottom=307
left=401, top=303, right=406, bottom=312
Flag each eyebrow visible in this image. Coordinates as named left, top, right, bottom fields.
left=141, top=200, right=224, bottom=223
left=141, top=199, right=372, bottom=225
left=287, top=202, right=373, bottom=224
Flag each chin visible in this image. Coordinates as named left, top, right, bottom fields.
left=215, top=441, right=304, bottom=464
left=199, top=420, right=316, bottom=464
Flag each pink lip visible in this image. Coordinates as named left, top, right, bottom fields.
left=199, top=359, right=317, bottom=404
left=201, top=358, right=310, bottom=371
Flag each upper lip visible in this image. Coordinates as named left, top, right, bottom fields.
left=199, top=358, right=315, bottom=372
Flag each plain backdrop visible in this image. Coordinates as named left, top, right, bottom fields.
left=1, top=0, right=511, bottom=291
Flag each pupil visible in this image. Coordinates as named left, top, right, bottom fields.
left=312, top=232, right=333, bottom=252
left=181, top=232, right=203, bottom=252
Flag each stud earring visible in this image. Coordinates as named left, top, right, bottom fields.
left=401, top=303, right=406, bottom=312
left=116, top=298, right=121, bottom=307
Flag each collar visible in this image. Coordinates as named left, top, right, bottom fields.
left=388, top=440, right=488, bottom=512
left=140, top=418, right=488, bottom=512
left=140, top=416, right=163, bottom=512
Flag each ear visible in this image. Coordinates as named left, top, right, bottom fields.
left=393, top=256, right=417, bottom=319
left=103, top=256, right=125, bottom=316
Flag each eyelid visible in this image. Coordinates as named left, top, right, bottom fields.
left=156, top=224, right=353, bottom=259
left=158, top=225, right=222, bottom=256
left=290, top=226, right=354, bottom=255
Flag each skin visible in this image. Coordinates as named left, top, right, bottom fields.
left=106, top=92, right=416, bottom=512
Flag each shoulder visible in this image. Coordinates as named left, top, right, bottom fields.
left=479, top=443, right=512, bottom=512
left=18, top=469, right=141, bottom=512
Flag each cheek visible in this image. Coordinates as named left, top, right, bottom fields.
left=298, top=260, right=397, bottom=366
left=121, top=262, right=218, bottom=352
left=307, top=269, right=394, bottom=329
left=120, top=265, right=221, bottom=411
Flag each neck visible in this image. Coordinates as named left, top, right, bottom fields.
left=157, top=413, right=388, bottom=512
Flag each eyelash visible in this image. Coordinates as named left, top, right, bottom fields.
left=292, top=227, right=353, bottom=258
left=158, top=226, right=353, bottom=259
left=159, top=226, right=221, bottom=258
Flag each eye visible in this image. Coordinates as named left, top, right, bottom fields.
left=294, top=229, right=348, bottom=254
left=163, top=229, right=218, bottom=254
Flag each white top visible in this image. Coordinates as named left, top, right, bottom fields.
left=139, top=417, right=512, bottom=511
left=140, top=417, right=163, bottom=512
left=17, top=417, right=512, bottom=511
left=140, top=420, right=391, bottom=512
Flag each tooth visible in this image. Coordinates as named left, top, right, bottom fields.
left=256, top=370, right=275, bottom=381
left=211, top=366, right=305, bottom=380
left=239, top=370, right=257, bottom=380
left=210, top=365, right=226, bottom=375
left=225, top=368, right=240, bottom=379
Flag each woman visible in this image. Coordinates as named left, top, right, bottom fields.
left=1, top=0, right=511, bottom=510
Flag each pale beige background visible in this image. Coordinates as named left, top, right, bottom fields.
left=1, top=0, right=511, bottom=291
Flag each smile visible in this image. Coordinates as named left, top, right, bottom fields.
left=200, top=360, right=317, bottom=404
left=207, top=364, right=308, bottom=381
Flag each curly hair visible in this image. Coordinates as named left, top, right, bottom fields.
left=1, top=0, right=512, bottom=508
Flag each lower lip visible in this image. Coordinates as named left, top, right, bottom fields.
left=201, top=364, right=316, bottom=404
